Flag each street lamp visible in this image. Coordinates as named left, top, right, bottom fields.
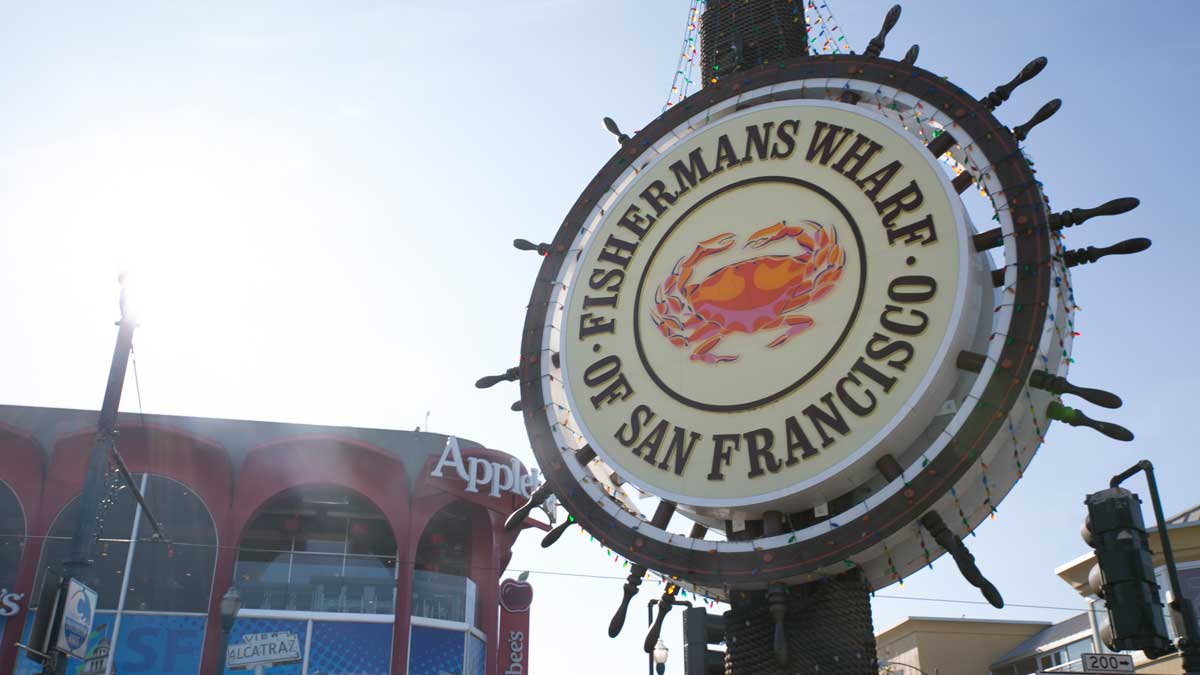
left=217, top=586, right=242, bottom=673
left=653, top=638, right=669, bottom=674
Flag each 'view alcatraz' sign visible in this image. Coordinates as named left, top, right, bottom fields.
left=557, top=100, right=975, bottom=512
left=227, top=631, right=302, bottom=670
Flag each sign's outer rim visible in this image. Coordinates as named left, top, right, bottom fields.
left=519, top=55, right=1051, bottom=587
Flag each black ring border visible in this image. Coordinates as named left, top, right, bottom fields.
left=518, top=55, right=1051, bottom=588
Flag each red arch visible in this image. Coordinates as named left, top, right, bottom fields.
left=1, top=421, right=232, bottom=675
left=0, top=424, right=45, bottom=675
left=210, top=435, right=413, bottom=675
left=0, top=422, right=45, bottom=524
left=39, top=422, right=232, bottom=538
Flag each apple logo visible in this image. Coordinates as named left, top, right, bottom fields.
left=500, top=578, right=533, bottom=613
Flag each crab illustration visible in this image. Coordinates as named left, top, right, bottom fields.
left=649, top=220, right=846, bottom=364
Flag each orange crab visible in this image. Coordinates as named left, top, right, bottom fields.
left=650, top=220, right=845, bottom=364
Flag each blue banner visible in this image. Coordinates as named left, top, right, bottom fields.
left=113, top=614, right=205, bottom=674
left=467, top=634, right=486, bottom=675
left=308, top=621, right=392, bottom=674
left=408, top=625, right=465, bottom=675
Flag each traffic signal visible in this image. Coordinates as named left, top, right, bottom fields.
left=1081, top=487, right=1173, bottom=657
left=681, top=606, right=726, bottom=675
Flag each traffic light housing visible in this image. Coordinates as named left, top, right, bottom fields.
left=1081, top=487, right=1173, bottom=657
left=681, top=606, right=726, bottom=675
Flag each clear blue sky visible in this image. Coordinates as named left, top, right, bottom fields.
left=2, top=1, right=1198, bottom=673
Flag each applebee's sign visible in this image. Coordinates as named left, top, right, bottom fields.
left=431, top=437, right=541, bottom=499
left=499, top=578, right=533, bottom=675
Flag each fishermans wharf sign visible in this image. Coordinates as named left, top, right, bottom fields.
left=561, top=101, right=973, bottom=510
left=516, top=52, right=1079, bottom=597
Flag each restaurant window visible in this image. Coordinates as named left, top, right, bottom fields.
left=412, top=502, right=478, bottom=625
left=32, top=474, right=217, bottom=612
left=33, top=475, right=141, bottom=610
left=0, top=481, right=24, bottom=593
left=234, top=484, right=398, bottom=614
left=124, top=476, right=217, bottom=611
left=23, top=474, right=216, bottom=675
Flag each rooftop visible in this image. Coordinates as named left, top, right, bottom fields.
left=1168, top=503, right=1200, bottom=526
left=990, top=612, right=1091, bottom=668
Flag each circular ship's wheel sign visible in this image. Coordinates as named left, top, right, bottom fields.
left=520, top=56, right=1066, bottom=599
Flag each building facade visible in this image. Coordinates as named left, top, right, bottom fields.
left=875, top=616, right=1052, bottom=675
left=875, top=505, right=1200, bottom=674
left=0, top=404, right=542, bottom=675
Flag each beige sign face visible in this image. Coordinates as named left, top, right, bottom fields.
left=561, top=101, right=968, bottom=508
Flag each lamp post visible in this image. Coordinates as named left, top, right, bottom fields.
left=653, top=639, right=669, bottom=674
left=217, top=586, right=242, bottom=674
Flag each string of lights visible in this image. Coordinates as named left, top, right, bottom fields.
left=664, top=0, right=706, bottom=110
left=805, top=0, right=852, bottom=55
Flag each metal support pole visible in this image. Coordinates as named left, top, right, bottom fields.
left=217, top=625, right=231, bottom=674
left=1111, top=460, right=1200, bottom=673
left=724, top=570, right=877, bottom=674
left=648, top=599, right=657, bottom=675
left=62, top=313, right=136, bottom=576
left=42, top=292, right=138, bottom=675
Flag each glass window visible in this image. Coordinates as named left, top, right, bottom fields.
left=0, top=481, right=25, bottom=591
left=1039, top=651, right=1063, bottom=670
left=32, top=476, right=140, bottom=610
left=32, top=474, right=217, bottom=614
left=233, top=485, right=398, bottom=615
left=411, top=569, right=476, bottom=623
left=413, top=503, right=479, bottom=625
left=124, top=476, right=217, bottom=612
left=414, top=502, right=472, bottom=577
left=1065, top=638, right=1091, bottom=665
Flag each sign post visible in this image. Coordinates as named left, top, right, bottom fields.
left=54, top=579, right=97, bottom=660
left=499, top=578, right=534, bottom=675
left=501, top=2, right=1148, bottom=673
left=226, top=631, right=303, bottom=671
left=42, top=278, right=167, bottom=675
left=1078, top=652, right=1135, bottom=674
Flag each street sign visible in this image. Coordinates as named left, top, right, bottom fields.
left=227, top=631, right=302, bottom=670
left=55, top=578, right=97, bottom=659
left=1079, top=652, right=1135, bottom=674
